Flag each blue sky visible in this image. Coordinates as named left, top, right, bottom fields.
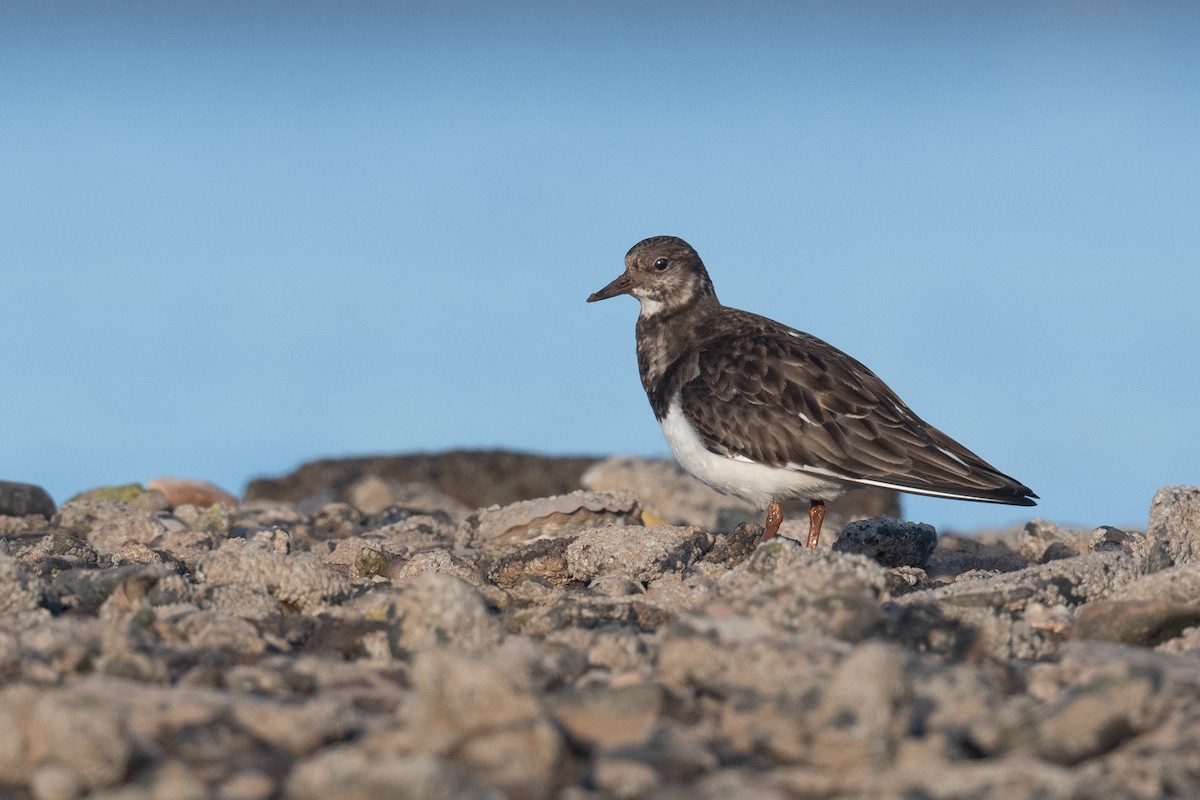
left=3, top=2, right=1197, bottom=532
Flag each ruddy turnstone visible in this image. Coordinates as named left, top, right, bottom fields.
left=588, top=235, right=1037, bottom=547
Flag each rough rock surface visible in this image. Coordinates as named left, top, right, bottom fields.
left=834, top=515, right=938, bottom=568
left=0, top=460, right=1197, bottom=799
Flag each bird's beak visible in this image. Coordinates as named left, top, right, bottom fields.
left=587, top=272, right=634, bottom=303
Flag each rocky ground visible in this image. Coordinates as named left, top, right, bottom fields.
left=0, top=453, right=1198, bottom=800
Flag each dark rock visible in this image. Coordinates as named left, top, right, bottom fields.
left=5, top=532, right=99, bottom=575
left=50, top=565, right=154, bottom=614
left=245, top=450, right=599, bottom=509
left=484, top=538, right=575, bottom=589
left=833, top=515, right=938, bottom=568
left=0, top=481, right=56, bottom=518
left=703, top=522, right=764, bottom=568
left=1089, top=525, right=1136, bottom=553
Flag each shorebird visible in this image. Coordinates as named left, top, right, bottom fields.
left=588, top=235, right=1037, bottom=547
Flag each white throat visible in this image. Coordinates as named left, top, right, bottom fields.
left=636, top=295, right=666, bottom=318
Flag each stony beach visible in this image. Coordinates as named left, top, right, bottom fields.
left=1, top=451, right=1198, bottom=799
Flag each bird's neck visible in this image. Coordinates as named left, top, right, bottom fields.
left=635, top=295, right=718, bottom=409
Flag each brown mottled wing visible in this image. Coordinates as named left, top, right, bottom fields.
left=679, top=314, right=1037, bottom=504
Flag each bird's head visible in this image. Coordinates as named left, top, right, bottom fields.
left=587, top=235, right=718, bottom=318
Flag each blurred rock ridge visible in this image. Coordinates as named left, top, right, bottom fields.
left=0, top=455, right=1197, bottom=800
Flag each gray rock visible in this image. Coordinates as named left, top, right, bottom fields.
left=1013, top=519, right=1090, bottom=563
left=0, top=554, right=43, bottom=614
left=386, top=573, right=502, bottom=659
left=149, top=759, right=208, bottom=800
left=904, top=549, right=1147, bottom=611
left=1089, top=525, right=1139, bottom=554
left=0, top=481, right=56, bottom=518
left=0, top=685, right=134, bottom=791
left=715, top=539, right=889, bottom=641
left=863, top=758, right=1081, bottom=800
left=286, top=749, right=502, bottom=800
left=371, top=513, right=459, bottom=551
left=566, top=525, right=712, bottom=585
left=54, top=500, right=169, bottom=556
left=1034, top=660, right=1164, bottom=765
left=810, top=642, right=911, bottom=773
left=1148, top=486, right=1200, bottom=565
left=1071, top=600, right=1200, bottom=646
left=899, top=550, right=1153, bottom=660
left=217, top=769, right=276, bottom=800
left=386, top=548, right=488, bottom=588
left=5, top=532, right=99, bottom=575
left=197, top=540, right=350, bottom=611
left=657, top=613, right=850, bottom=700
left=399, top=648, right=567, bottom=800
left=0, top=514, right=49, bottom=537
left=172, top=503, right=233, bottom=534
left=546, top=682, right=662, bottom=750
left=590, top=757, right=660, bottom=800
left=1112, top=561, right=1200, bottom=603
left=321, top=537, right=392, bottom=580
left=346, top=474, right=472, bottom=520
left=833, top=515, right=938, bottom=569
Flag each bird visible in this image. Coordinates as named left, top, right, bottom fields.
left=587, top=235, right=1037, bottom=548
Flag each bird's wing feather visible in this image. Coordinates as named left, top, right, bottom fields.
left=678, top=314, right=1036, bottom=504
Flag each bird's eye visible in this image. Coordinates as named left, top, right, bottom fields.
left=653, top=258, right=669, bottom=271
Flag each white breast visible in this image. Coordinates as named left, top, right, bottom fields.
left=658, top=398, right=849, bottom=509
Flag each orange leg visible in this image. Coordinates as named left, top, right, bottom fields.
left=806, top=500, right=826, bottom=548
left=763, top=499, right=783, bottom=541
